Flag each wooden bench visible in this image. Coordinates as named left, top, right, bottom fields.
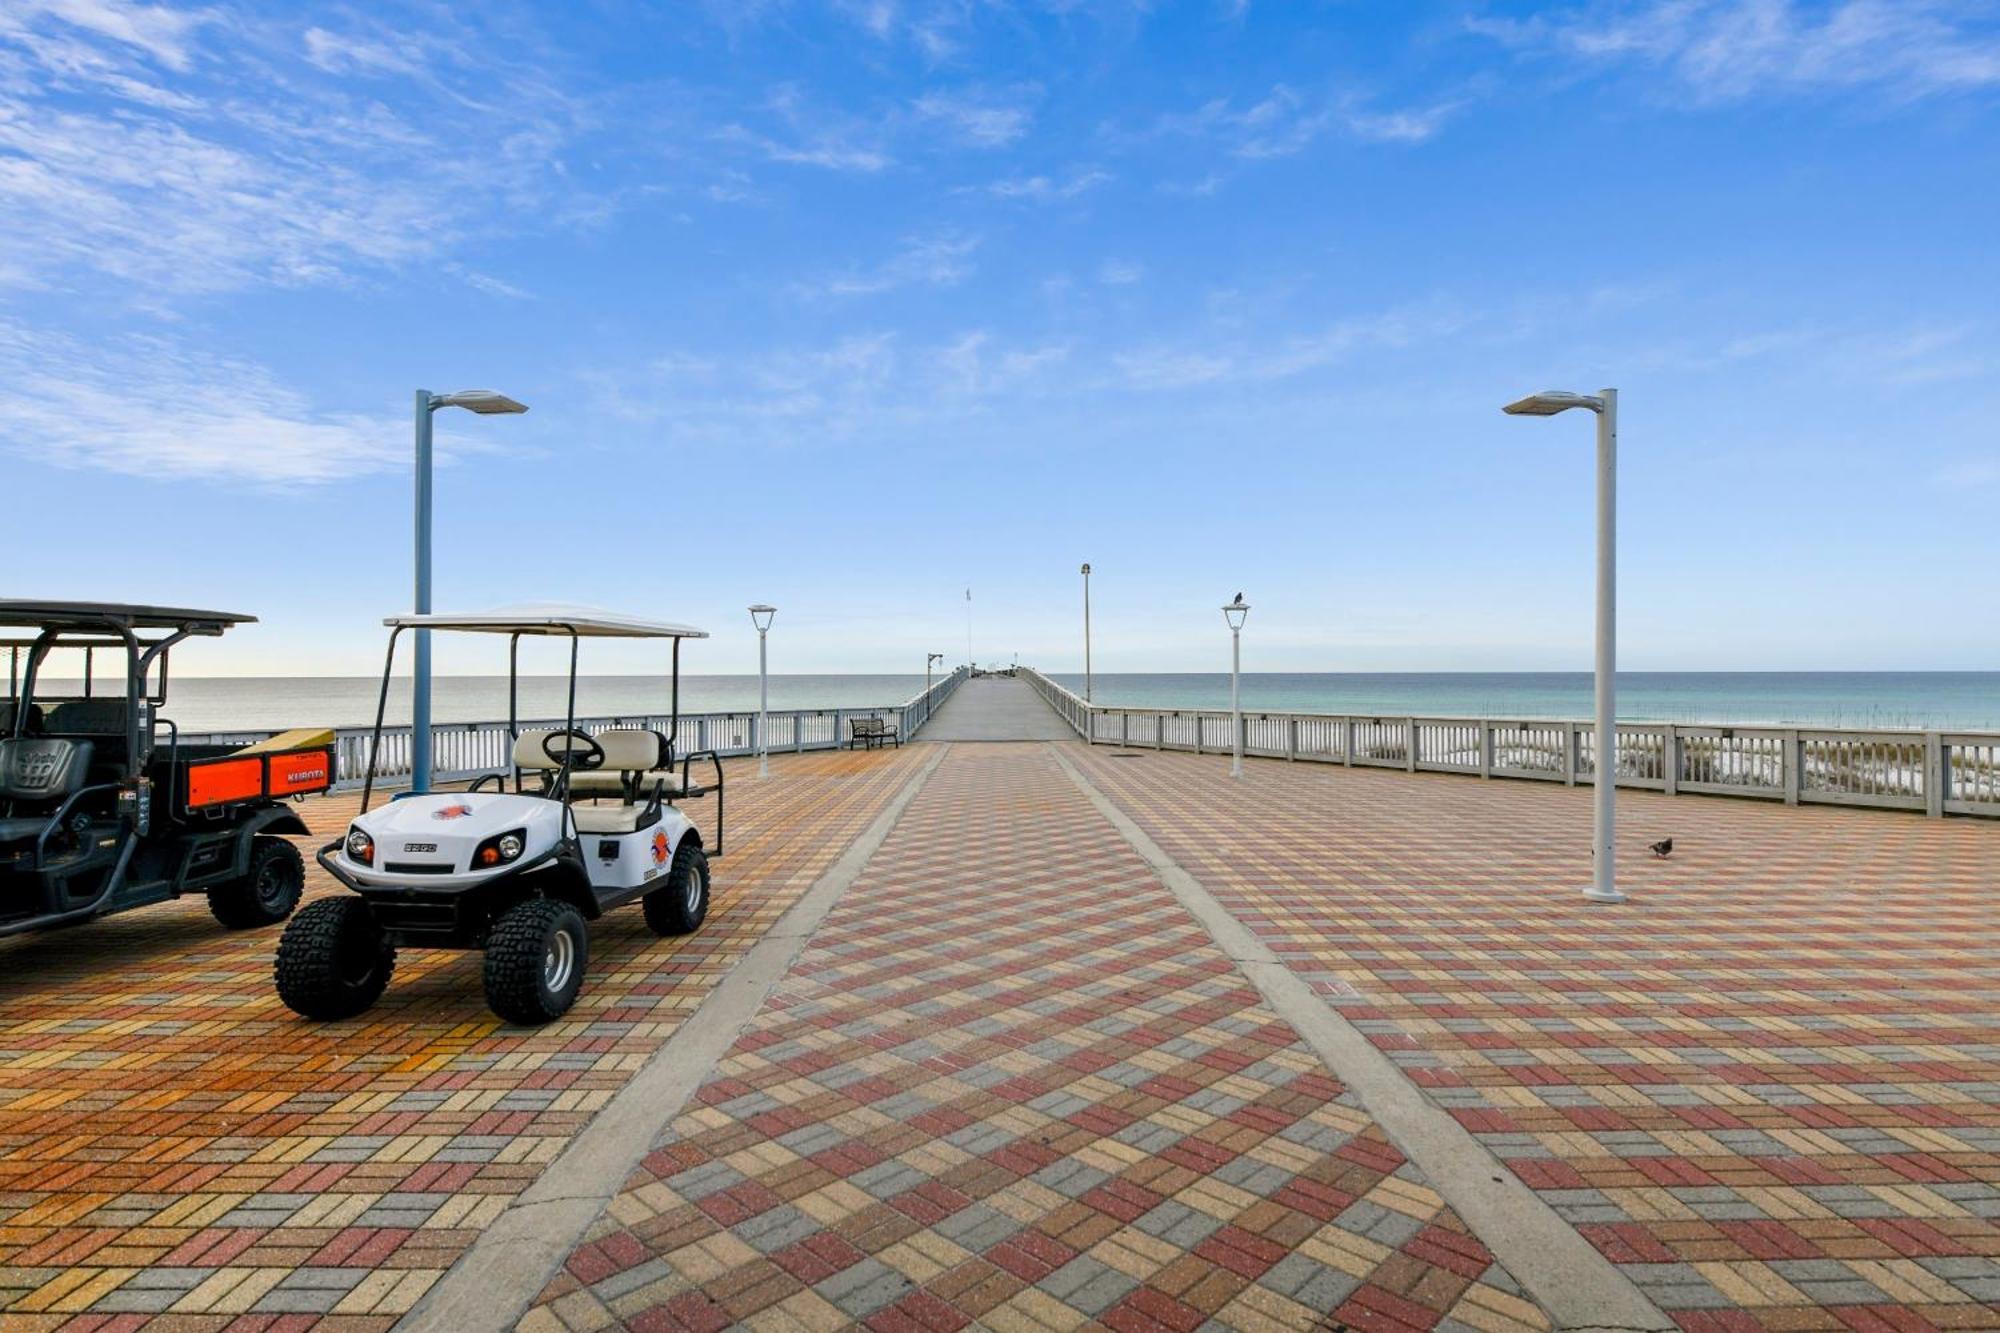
left=846, top=716, right=901, bottom=749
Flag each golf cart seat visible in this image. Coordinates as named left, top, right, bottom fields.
left=0, top=736, right=95, bottom=842
left=527, top=728, right=691, bottom=801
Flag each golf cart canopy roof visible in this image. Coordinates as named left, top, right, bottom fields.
left=0, top=601, right=254, bottom=635
left=385, top=604, right=709, bottom=639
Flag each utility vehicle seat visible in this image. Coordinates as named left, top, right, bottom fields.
left=45, top=699, right=130, bottom=735
left=0, top=737, right=95, bottom=842
left=43, top=699, right=136, bottom=784
left=0, top=702, right=43, bottom=736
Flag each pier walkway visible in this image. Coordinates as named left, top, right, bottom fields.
left=913, top=673, right=1077, bottom=741
left=0, top=743, right=1994, bottom=1329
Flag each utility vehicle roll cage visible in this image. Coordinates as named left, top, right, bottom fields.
left=355, top=608, right=723, bottom=850
left=1, top=601, right=250, bottom=778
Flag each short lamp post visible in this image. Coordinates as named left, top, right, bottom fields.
left=1080, top=563, right=1093, bottom=702
left=1503, top=387, right=1620, bottom=904
left=1223, top=595, right=1249, bottom=778
left=926, top=652, right=944, bottom=704
left=749, top=604, right=776, bottom=778
left=411, top=388, right=528, bottom=793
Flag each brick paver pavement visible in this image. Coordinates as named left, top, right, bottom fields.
left=0, top=746, right=928, bottom=1327
left=529, top=744, right=1551, bottom=1332
left=1069, top=745, right=2000, bottom=1329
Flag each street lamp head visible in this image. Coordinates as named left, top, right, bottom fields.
left=431, top=389, right=528, bottom=415
left=1080, top=562, right=1091, bottom=576
left=1502, top=389, right=1604, bottom=417
left=748, top=604, right=776, bottom=633
left=1222, top=595, right=1249, bottom=631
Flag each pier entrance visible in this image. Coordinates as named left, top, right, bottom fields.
left=913, top=671, right=1076, bottom=741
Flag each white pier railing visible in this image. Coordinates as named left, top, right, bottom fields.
left=1020, top=668, right=2000, bottom=820
left=185, top=668, right=967, bottom=792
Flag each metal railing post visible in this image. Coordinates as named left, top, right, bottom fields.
left=1406, top=718, right=1419, bottom=773
left=1784, top=730, right=1801, bottom=806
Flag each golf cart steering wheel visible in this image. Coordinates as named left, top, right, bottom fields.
left=541, top=729, right=607, bottom=772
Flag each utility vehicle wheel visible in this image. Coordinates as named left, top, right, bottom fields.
left=484, top=899, right=589, bottom=1025
left=275, top=897, right=396, bottom=1020
left=643, top=842, right=709, bottom=936
left=211, top=836, right=304, bottom=929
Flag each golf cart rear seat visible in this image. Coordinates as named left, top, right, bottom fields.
left=512, top=729, right=689, bottom=800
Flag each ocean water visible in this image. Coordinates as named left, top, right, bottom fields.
left=13, top=675, right=936, bottom=734
left=10, top=671, right=1998, bottom=735
left=1042, top=672, right=2000, bottom=731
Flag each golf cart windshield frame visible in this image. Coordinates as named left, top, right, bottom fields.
left=357, top=616, right=703, bottom=811
left=0, top=603, right=248, bottom=778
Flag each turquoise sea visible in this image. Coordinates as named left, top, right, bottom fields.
left=14, top=672, right=1999, bottom=734
left=1043, top=672, right=2000, bottom=731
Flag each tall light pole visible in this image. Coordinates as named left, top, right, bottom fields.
left=1503, top=387, right=1620, bottom=904
left=749, top=604, right=775, bottom=778
left=964, top=588, right=973, bottom=671
left=411, top=388, right=527, bottom=793
left=1080, top=563, right=1093, bottom=702
left=1223, top=595, right=1249, bottom=778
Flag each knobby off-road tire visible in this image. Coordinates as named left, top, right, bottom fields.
left=643, top=841, right=709, bottom=936
left=210, top=836, right=305, bottom=929
left=275, top=897, right=396, bottom=1019
left=483, top=898, right=589, bottom=1025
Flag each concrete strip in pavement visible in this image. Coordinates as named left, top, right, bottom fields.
left=1049, top=743, right=1673, bottom=1333
left=397, top=743, right=951, bottom=1333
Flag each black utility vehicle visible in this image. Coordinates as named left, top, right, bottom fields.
left=0, top=602, right=333, bottom=937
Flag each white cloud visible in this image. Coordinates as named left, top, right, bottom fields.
left=1149, top=84, right=1457, bottom=160
left=729, top=127, right=892, bottom=171
left=976, top=168, right=1111, bottom=201
left=1, top=0, right=211, bottom=70
left=721, top=85, right=893, bottom=172
left=0, top=321, right=404, bottom=485
left=1110, top=303, right=1471, bottom=389
left=801, top=232, right=980, bottom=298
left=1097, top=258, right=1143, bottom=286
left=911, top=88, right=1036, bottom=147
left=1471, top=0, right=2000, bottom=102
left=0, top=4, right=587, bottom=297
left=593, top=327, right=1071, bottom=449
left=447, top=265, right=534, bottom=300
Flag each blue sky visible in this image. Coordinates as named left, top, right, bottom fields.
left=2, top=0, right=1996, bottom=678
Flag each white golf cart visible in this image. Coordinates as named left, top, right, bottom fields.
left=278, top=606, right=724, bottom=1025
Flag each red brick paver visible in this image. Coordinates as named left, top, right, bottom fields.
left=0, top=747, right=928, bottom=1327
left=527, top=744, right=1550, bottom=1332
left=1070, top=745, right=2000, bottom=1329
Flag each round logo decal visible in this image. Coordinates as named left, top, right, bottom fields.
left=651, top=830, right=671, bottom=865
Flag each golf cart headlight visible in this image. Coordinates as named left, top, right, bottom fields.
left=345, top=827, right=374, bottom=864
left=475, top=829, right=527, bottom=867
